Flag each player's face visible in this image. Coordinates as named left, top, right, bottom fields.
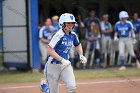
left=133, top=13, right=138, bottom=20
left=45, top=19, right=52, bottom=26
left=90, top=10, right=95, bottom=18
left=64, top=22, right=75, bottom=33
left=121, top=17, right=128, bottom=22
left=52, top=19, right=58, bottom=24
left=103, top=17, right=108, bottom=22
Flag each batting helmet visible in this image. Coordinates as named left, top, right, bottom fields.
left=59, top=13, right=76, bottom=28
left=119, top=11, right=129, bottom=20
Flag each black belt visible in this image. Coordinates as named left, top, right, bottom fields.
left=120, top=36, right=128, bottom=37
left=51, top=61, right=62, bottom=64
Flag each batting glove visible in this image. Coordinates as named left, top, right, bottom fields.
left=80, top=55, right=87, bottom=64
left=61, top=58, right=71, bottom=66
left=114, top=36, right=119, bottom=41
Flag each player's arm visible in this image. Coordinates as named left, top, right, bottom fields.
left=101, top=22, right=112, bottom=34
left=73, top=32, right=87, bottom=63
left=114, top=23, right=119, bottom=41
left=39, top=27, right=50, bottom=44
left=75, top=43, right=87, bottom=64
left=100, top=22, right=107, bottom=34
left=48, top=45, right=62, bottom=61
left=40, top=38, right=50, bottom=44
left=75, top=43, right=83, bottom=56
left=130, top=22, right=136, bottom=39
left=48, top=45, right=70, bottom=66
left=48, top=32, right=71, bottom=65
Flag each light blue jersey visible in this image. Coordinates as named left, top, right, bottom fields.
left=39, top=26, right=54, bottom=40
left=52, top=23, right=60, bottom=33
left=131, top=19, right=140, bottom=34
left=101, top=21, right=112, bottom=37
left=114, top=21, right=133, bottom=38
left=48, top=29, right=80, bottom=63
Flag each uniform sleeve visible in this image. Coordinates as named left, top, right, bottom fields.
left=129, top=21, right=134, bottom=30
left=72, top=32, right=80, bottom=46
left=48, top=31, right=63, bottom=48
left=100, top=22, right=105, bottom=30
left=39, top=27, right=44, bottom=38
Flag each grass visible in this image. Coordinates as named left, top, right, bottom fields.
left=0, top=55, right=3, bottom=68
left=0, top=68, right=140, bottom=84
left=74, top=68, right=140, bottom=79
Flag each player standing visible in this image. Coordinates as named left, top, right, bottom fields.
left=84, top=9, right=101, bottom=68
left=100, top=14, right=113, bottom=67
left=39, top=18, right=54, bottom=70
left=44, top=13, right=87, bottom=93
left=131, top=13, right=140, bottom=41
left=51, top=15, right=60, bottom=33
left=114, top=11, right=140, bottom=70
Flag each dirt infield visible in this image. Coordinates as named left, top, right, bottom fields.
left=0, top=77, right=140, bottom=93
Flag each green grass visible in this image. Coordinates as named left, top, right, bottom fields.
left=0, top=68, right=140, bottom=84
left=0, top=55, right=3, bottom=68
left=74, top=68, right=140, bottom=79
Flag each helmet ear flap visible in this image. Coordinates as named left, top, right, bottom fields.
left=61, top=23, right=66, bottom=29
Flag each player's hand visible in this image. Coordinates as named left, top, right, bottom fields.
left=61, top=58, right=71, bottom=66
left=133, top=39, right=137, bottom=44
left=80, top=55, right=87, bottom=64
left=97, top=34, right=101, bottom=39
left=114, top=36, right=119, bottom=41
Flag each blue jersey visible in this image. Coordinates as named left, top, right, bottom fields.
left=114, top=21, right=133, bottom=38
left=52, top=23, right=60, bottom=33
left=101, top=21, right=112, bottom=37
left=39, top=26, right=54, bottom=40
left=48, top=29, right=80, bottom=63
left=131, top=19, right=140, bottom=34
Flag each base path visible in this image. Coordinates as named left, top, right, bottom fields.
left=0, top=77, right=140, bottom=93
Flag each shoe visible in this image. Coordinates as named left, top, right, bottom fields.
left=136, top=61, right=140, bottom=68
left=119, top=66, right=126, bottom=70
left=40, top=78, right=50, bottom=93
left=101, top=62, right=107, bottom=68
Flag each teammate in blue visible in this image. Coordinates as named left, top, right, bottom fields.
left=131, top=13, right=140, bottom=50
left=131, top=13, right=140, bottom=35
left=114, top=11, right=140, bottom=70
left=51, top=15, right=60, bottom=33
left=39, top=18, right=54, bottom=70
left=44, top=13, right=87, bottom=93
left=100, top=14, right=113, bottom=67
left=84, top=9, right=101, bottom=68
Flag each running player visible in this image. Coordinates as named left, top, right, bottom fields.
left=44, top=13, right=87, bottom=93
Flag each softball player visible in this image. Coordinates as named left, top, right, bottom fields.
left=44, top=13, right=87, bottom=93
left=39, top=18, right=54, bottom=70
left=100, top=14, right=113, bottom=67
left=131, top=13, right=140, bottom=60
left=114, top=11, right=139, bottom=70
left=131, top=13, right=140, bottom=40
left=84, top=10, right=101, bottom=68
left=51, top=15, right=60, bottom=33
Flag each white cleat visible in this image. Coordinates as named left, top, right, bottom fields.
left=136, top=61, right=140, bottom=68
left=119, top=66, right=126, bottom=70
